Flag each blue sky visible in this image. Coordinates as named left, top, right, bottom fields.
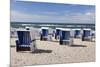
left=11, top=0, right=95, bottom=23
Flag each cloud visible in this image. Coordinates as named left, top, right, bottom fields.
left=11, top=10, right=63, bottom=22
left=62, top=11, right=95, bottom=23
left=11, top=10, right=95, bottom=23
left=11, top=10, right=52, bottom=22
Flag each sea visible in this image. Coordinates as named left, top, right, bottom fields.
left=11, top=22, right=95, bottom=30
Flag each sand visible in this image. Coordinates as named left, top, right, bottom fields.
left=10, top=37, right=95, bottom=67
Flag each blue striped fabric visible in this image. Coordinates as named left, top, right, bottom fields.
left=61, top=31, right=70, bottom=40
left=83, top=30, right=91, bottom=37
left=75, top=30, right=81, bottom=37
left=42, top=29, right=48, bottom=36
left=17, top=31, right=31, bottom=45
left=56, top=29, right=61, bottom=36
left=75, top=30, right=80, bottom=36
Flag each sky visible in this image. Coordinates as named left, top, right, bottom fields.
left=10, top=0, right=95, bottom=23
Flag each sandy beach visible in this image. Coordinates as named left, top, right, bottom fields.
left=10, top=1, right=95, bottom=67
left=10, top=37, right=95, bottom=66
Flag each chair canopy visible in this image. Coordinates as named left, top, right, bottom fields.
left=60, top=29, right=71, bottom=40
left=17, top=31, right=31, bottom=45
left=55, top=28, right=62, bottom=36
left=61, top=31, right=70, bottom=40
left=75, top=30, right=81, bottom=36
left=83, top=30, right=91, bottom=37
left=42, top=29, right=48, bottom=36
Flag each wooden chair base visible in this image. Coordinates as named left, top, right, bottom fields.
left=40, top=37, right=48, bottom=41
left=60, top=41, right=70, bottom=45
left=16, top=46, right=30, bottom=52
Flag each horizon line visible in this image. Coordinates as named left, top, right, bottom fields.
left=11, top=21, right=95, bottom=24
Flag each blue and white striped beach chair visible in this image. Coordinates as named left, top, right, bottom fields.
left=60, top=29, right=73, bottom=45
left=16, top=30, right=36, bottom=52
left=82, top=29, right=92, bottom=41
left=40, top=27, right=48, bottom=41
left=55, top=28, right=62, bottom=40
left=73, top=29, right=81, bottom=38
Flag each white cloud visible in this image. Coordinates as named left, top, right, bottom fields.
left=62, top=11, right=95, bottom=23
left=11, top=10, right=51, bottom=22
left=11, top=10, right=95, bottom=23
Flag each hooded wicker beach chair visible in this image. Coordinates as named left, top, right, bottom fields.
left=16, top=29, right=36, bottom=52
left=82, top=29, right=92, bottom=41
left=60, top=28, right=73, bottom=45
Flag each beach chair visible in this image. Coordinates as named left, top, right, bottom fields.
left=74, top=29, right=81, bottom=38
left=55, top=28, right=62, bottom=40
left=52, top=30, right=55, bottom=37
left=91, top=30, right=95, bottom=42
left=60, top=29, right=73, bottom=45
left=16, top=30, right=36, bottom=52
left=40, top=27, right=48, bottom=41
left=82, top=29, right=92, bottom=41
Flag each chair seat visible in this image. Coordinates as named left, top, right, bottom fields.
left=62, top=40, right=70, bottom=41
left=18, top=45, right=30, bottom=47
left=83, top=36, right=91, bottom=39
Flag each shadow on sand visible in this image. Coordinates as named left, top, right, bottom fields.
left=32, top=49, right=52, bottom=54
left=18, top=49, right=52, bottom=54
left=70, top=44, right=87, bottom=47
left=50, top=40, right=59, bottom=43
